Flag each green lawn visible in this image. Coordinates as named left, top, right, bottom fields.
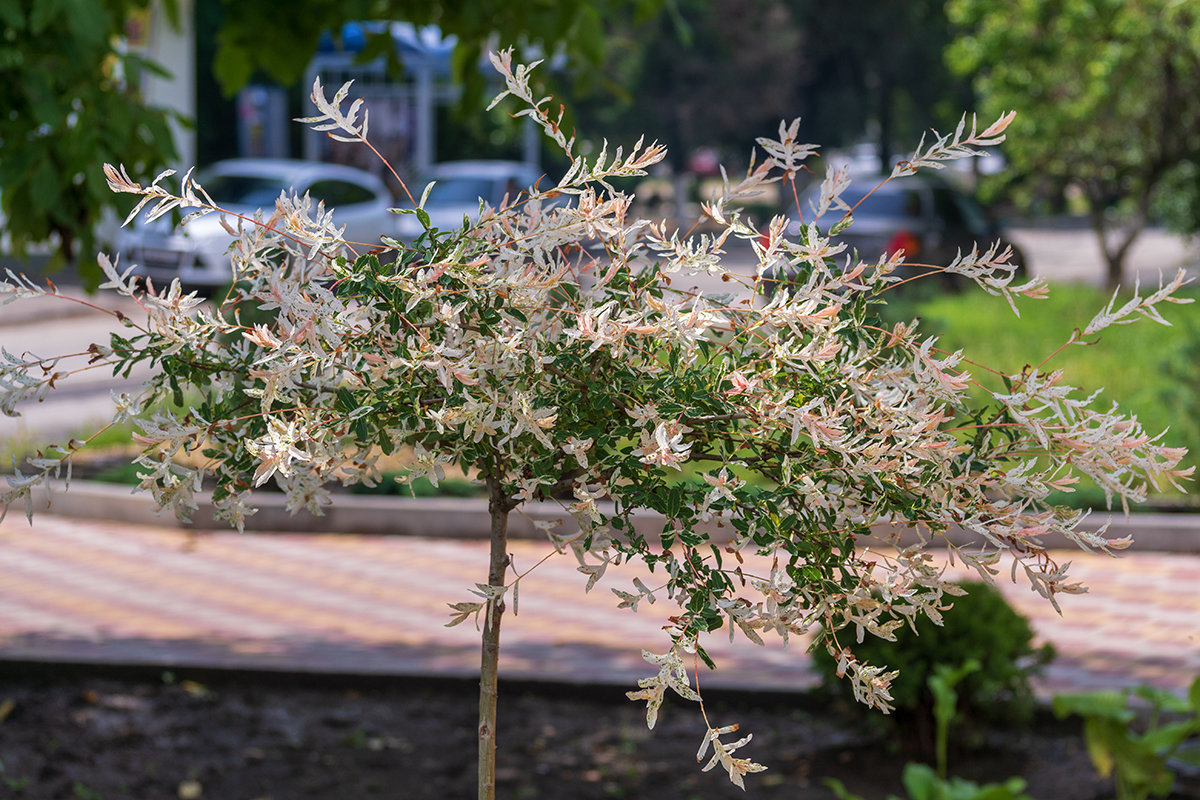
left=899, top=282, right=1199, bottom=506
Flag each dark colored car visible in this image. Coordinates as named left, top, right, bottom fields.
left=763, top=173, right=1026, bottom=295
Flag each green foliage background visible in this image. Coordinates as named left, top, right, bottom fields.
left=0, top=0, right=182, bottom=274
left=947, top=0, right=1200, bottom=285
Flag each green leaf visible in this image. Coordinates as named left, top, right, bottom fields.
left=28, top=0, right=59, bottom=33
left=29, top=160, right=58, bottom=214
left=336, top=388, right=357, bottom=414
left=973, top=778, right=1032, bottom=800
left=1141, top=720, right=1196, bottom=753
left=899, top=763, right=941, bottom=800
left=62, top=0, right=107, bottom=48
left=1053, top=690, right=1135, bottom=723
left=822, top=778, right=866, bottom=800
left=1133, top=684, right=1191, bottom=714
left=929, top=658, right=981, bottom=755
left=213, top=39, right=253, bottom=96
left=0, top=0, right=24, bottom=30
left=122, top=52, right=175, bottom=81
left=830, top=214, right=854, bottom=236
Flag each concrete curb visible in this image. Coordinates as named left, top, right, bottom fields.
left=26, top=478, right=1200, bottom=553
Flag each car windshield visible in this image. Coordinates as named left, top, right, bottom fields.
left=422, top=177, right=496, bottom=206
left=834, top=185, right=922, bottom=218
left=200, top=174, right=293, bottom=207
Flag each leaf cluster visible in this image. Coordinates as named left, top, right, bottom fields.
left=0, top=0, right=182, bottom=272
left=828, top=762, right=1033, bottom=800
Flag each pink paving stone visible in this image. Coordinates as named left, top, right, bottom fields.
left=43, top=523, right=470, bottom=631
left=2, top=514, right=1199, bottom=697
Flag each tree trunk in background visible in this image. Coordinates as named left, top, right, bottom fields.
left=877, top=78, right=894, bottom=174
left=1088, top=202, right=1148, bottom=291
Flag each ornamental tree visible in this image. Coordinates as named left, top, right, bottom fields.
left=1, top=52, right=1192, bottom=797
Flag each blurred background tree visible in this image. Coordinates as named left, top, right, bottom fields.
left=566, top=0, right=970, bottom=223
left=567, top=0, right=805, bottom=223
left=0, top=0, right=183, bottom=270
left=212, top=0, right=666, bottom=110
left=783, top=0, right=971, bottom=173
left=0, top=0, right=666, bottom=278
left=947, top=0, right=1200, bottom=290
left=572, top=0, right=970, bottom=173
left=586, top=0, right=804, bottom=163
left=10, top=0, right=1197, bottom=288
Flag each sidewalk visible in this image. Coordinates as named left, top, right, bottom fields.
left=2, top=512, right=1197, bottom=698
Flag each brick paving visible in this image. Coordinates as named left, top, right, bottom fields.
left=1, top=513, right=1198, bottom=698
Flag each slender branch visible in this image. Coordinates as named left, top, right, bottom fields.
left=685, top=412, right=749, bottom=424
left=542, top=364, right=589, bottom=389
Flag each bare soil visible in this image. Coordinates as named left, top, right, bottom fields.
left=0, top=668, right=1118, bottom=800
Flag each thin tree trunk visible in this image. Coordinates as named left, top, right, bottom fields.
left=1087, top=185, right=1153, bottom=291
left=1087, top=204, right=1123, bottom=292
left=478, top=474, right=511, bottom=800
left=1107, top=193, right=1153, bottom=290
left=668, top=105, right=691, bottom=230
left=877, top=76, right=893, bottom=174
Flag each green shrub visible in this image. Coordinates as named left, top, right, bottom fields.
left=827, top=658, right=1036, bottom=800
left=812, top=581, right=1054, bottom=755
left=827, top=762, right=1033, bottom=800
left=1053, top=675, right=1200, bottom=800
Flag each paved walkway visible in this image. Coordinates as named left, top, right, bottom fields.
left=1, top=513, right=1198, bottom=698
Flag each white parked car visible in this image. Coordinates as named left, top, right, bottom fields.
left=117, top=159, right=395, bottom=288
left=394, top=160, right=552, bottom=240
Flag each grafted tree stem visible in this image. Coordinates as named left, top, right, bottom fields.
left=478, top=472, right=513, bottom=800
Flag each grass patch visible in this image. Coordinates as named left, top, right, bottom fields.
left=897, top=283, right=1198, bottom=506
left=89, top=460, right=143, bottom=486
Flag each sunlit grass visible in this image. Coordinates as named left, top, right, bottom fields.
left=0, top=419, right=140, bottom=466
left=903, top=282, right=1199, bottom=505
